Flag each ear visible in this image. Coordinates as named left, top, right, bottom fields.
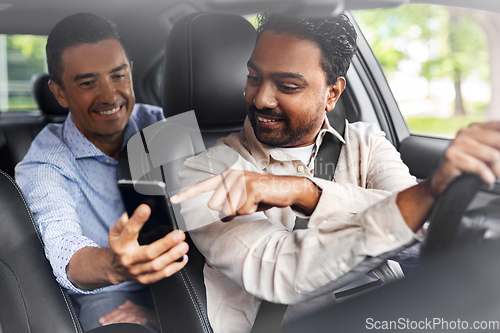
left=325, top=77, right=346, bottom=112
left=48, top=79, right=69, bottom=109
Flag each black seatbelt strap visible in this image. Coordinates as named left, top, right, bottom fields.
left=313, top=130, right=345, bottom=181
left=250, top=301, right=290, bottom=333
left=293, top=131, right=345, bottom=230
left=251, top=123, right=346, bottom=333
left=334, top=279, right=383, bottom=299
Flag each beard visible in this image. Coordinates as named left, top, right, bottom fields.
left=247, top=105, right=321, bottom=148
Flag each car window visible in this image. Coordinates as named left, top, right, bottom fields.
left=0, top=34, right=48, bottom=112
left=353, top=4, right=498, bottom=138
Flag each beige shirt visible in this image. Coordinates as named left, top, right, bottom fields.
left=179, top=116, right=418, bottom=333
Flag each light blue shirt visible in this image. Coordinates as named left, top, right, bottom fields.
left=15, top=103, right=164, bottom=294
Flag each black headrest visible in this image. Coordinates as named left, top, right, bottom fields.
left=162, top=12, right=256, bottom=129
left=30, top=72, right=69, bottom=117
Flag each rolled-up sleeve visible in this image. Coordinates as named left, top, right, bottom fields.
left=181, top=165, right=417, bottom=305
left=16, top=160, right=101, bottom=294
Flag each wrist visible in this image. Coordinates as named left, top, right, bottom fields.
left=106, top=248, right=127, bottom=285
left=290, top=177, right=322, bottom=215
left=67, top=247, right=120, bottom=290
left=422, top=176, right=441, bottom=198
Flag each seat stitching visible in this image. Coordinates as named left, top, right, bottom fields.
left=180, top=267, right=213, bottom=333
left=0, top=170, right=82, bottom=332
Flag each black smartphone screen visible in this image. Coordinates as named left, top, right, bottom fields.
left=118, top=180, right=177, bottom=245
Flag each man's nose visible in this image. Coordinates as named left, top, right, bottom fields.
left=98, top=80, right=118, bottom=104
left=253, top=83, right=278, bottom=110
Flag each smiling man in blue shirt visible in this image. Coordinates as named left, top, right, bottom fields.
left=15, top=13, right=188, bottom=331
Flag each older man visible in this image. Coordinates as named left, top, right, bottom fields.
left=16, top=13, right=188, bottom=331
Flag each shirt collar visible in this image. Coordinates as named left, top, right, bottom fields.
left=122, top=116, right=139, bottom=150
left=63, top=113, right=138, bottom=160
left=242, top=114, right=346, bottom=170
left=315, top=115, right=346, bottom=148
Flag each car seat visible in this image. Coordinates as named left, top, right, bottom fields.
left=31, top=72, right=69, bottom=121
left=161, top=12, right=256, bottom=148
left=139, top=11, right=257, bottom=333
left=0, top=169, right=157, bottom=333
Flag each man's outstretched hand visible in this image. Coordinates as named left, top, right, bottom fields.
left=170, top=169, right=321, bottom=221
left=66, top=204, right=189, bottom=290
left=108, top=204, right=189, bottom=285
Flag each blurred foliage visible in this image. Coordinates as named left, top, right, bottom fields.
left=405, top=116, right=484, bottom=138
left=1, top=34, right=47, bottom=111
left=246, top=14, right=259, bottom=29
left=8, top=96, right=37, bottom=110
left=421, top=8, right=488, bottom=82
left=7, top=35, right=48, bottom=80
left=353, top=4, right=490, bottom=133
left=9, top=35, right=47, bottom=60
left=354, top=5, right=438, bottom=74
left=353, top=5, right=488, bottom=79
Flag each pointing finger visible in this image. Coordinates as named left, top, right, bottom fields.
left=170, top=174, right=223, bottom=204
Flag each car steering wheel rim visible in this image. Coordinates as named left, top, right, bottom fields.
left=419, top=173, right=486, bottom=262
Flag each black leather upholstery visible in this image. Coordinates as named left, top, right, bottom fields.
left=162, top=12, right=256, bottom=148
left=0, top=121, right=46, bottom=177
left=0, top=170, right=82, bottom=333
left=0, top=170, right=164, bottom=332
left=146, top=12, right=258, bottom=333
left=31, top=72, right=69, bottom=119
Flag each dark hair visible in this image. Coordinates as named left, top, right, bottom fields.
left=256, top=13, right=357, bottom=85
left=46, top=13, right=129, bottom=88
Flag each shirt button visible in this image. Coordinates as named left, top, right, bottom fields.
left=297, top=165, right=305, bottom=172
left=106, top=159, right=111, bottom=163
left=387, top=234, right=396, bottom=242
left=338, top=262, right=348, bottom=271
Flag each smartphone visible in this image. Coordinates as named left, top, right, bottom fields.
left=118, top=179, right=178, bottom=245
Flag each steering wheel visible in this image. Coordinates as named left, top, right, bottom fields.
left=419, top=173, right=486, bottom=262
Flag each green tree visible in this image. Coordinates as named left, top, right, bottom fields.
left=7, top=35, right=47, bottom=80
left=355, top=4, right=489, bottom=117
left=474, top=10, right=500, bottom=120
left=354, top=5, right=439, bottom=75
left=420, top=7, right=488, bottom=116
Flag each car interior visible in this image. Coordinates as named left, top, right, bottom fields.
left=1, top=0, right=500, bottom=332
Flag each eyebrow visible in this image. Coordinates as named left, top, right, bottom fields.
left=247, top=60, right=307, bottom=83
left=271, top=72, right=306, bottom=83
left=110, top=63, right=129, bottom=73
left=73, top=63, right=129, bottom=82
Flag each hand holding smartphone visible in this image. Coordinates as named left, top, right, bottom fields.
left=118, top=179, right=178, bottom=246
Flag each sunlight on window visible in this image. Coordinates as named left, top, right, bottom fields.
left=0, top=34, right=48, bottom=112
left=354, top=5, right=499, bottom=138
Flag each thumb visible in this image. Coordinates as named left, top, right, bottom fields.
left=109, top=212, right=128, bottom=242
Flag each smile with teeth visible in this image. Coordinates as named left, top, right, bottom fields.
left=258, top=116, right=280, bottom=123
left=96, top=106, right=121, bottom=115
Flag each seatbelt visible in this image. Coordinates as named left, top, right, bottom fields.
left=251, top=124, right=345, bottom=333
left=293, top=131, right=344, bottom=229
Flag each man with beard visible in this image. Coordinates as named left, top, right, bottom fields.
left=171, top=12, right=500, bottom=333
